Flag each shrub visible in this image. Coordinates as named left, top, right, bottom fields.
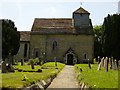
left=28, top=58, right=40, bottom=65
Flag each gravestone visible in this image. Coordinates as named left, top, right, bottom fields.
left=21, top=59, right=24, bottom=66
left=109, top=58, right=112, bottom=69
left=88, top=59, right=91, bottom=69
left=80, top=67, right=82, bottom=72
left=30, top=60, right=34, bottom=69
left=101, top=57, right=104, bottom=67
left=7, top=64, right=15, bottom=72
left=111, top=58, right=115, bottom=70
left=118, top=60, right=120, bottom=66
left=114, top=59, right=118, bottom=70
left=104, top=57, right=108, bottom=72
left=97, top=56, right=100, bottom=64
left=104, top=57, right=106, bottom=68
left=1, top=61, right=7, bottom=73
left=39, top=58, right=41, bottom=66
left=97, top=62, right=101, bottom=70
left=54, top=57, right=57, bottom=67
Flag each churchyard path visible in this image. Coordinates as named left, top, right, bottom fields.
left=47, top=65, right=79, bottom=89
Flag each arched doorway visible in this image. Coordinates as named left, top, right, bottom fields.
left=67, top=54, right=73, bottom=65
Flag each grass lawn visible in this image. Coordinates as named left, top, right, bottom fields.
left=75, top=64, right=118, bottom=88
left=1, top=62, right=65, bottom=88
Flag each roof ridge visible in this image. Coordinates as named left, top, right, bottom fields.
left=35, top=18, right=72, bottom=20
left=19, top=31, right=30, bottom=32
left=73, top=7, right=90, bottom=14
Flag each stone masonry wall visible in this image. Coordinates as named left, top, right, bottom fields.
left=30, top=34, right=94, bottom=63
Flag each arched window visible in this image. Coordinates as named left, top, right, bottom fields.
left=35, top=51, right=39, bottom=57
left=33, top=48, right=40, bottom=58
left=84, top=54, right=87, bottom=59
left=24, top=44, right=28, bottom=57
left=52, top=41, right=57, bottom=50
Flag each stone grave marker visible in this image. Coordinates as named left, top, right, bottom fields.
left=97, top=56, right=100, bottom=64
left=2, top=61, right=7, bottom=73
left=112, top=58, right=115, bottom=70
left=109, top=58, right=112, bottom=69
left=54, top=57, right=57, bottom=66
left=39, top=58, right=41, bottom=66
left=104, top=57, right=108, bottom=72
left=97, top=62, right=101, bottom=70
left=30, top=60, right=34, bottom=69
left=114, top=59, right=118, bottom=70
left=104, top=57, right=106, bottom=68
left=88, top=59, right=91, bottom=69
left=21, top=59, right=24, bottom=66
left=118, top=60, right=120, bottom=66
left=101, top=57, right=104, bottom=67
left=7, top=64, right=15, bottom=72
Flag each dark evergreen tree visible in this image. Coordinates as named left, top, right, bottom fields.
left=2, top=19, right=20, bottom=61
left=102, top=14, right=120, bottom=59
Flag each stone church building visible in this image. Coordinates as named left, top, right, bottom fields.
left=15, top=7, right=94, bottom=65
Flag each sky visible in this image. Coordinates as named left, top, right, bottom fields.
left=0, top=0, right=120, bottom=31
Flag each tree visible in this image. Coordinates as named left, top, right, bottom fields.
left=102, top=14, right=120, bottom=59
left=2, top=19, right=20, bottom=61
left=93, top=25, right=104, bottom=58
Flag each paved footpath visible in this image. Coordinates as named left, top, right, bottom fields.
left=47, top=65, right=79, bottom=89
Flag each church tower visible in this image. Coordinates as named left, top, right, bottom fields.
left=73, top=7, right=92, bottom=28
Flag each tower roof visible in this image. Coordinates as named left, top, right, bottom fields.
left=73, top=7, right=90, bottom=14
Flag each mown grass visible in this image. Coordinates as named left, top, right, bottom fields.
left=75, top=64, right=118, bottom=88
left=1, top=62, right=65, bottom=88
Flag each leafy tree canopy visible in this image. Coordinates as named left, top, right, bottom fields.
left=93, top=25, right=104, bottom=58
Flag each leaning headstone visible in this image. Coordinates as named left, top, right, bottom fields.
left=30, top=60, right=34, bottom=69
left=97, top=62, right=101, bottom=70
left=114, top=59, right=118, bottom=70
left=104, top=57, right=108, bottom=72
left=1, top=61, right=7, bottom=73
left=88, top=59, right=91, bottom=69
left=101, top=57, right=104, bottom=67
left=97, top=56, right=101, bottom=64
left=109, top=58, right=112, bottom=69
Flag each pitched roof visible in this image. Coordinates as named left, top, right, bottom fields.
left=31, top=18, right=76, bottom=34
left=32, top=18, right=73, bottom=29
left=73, top=7, right=90, bottom=14
left=20, top=31, right=30, bottom=42
left=31, top=18, right=93, bottom=35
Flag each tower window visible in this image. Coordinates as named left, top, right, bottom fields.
left=52, top=41, right=57, bottom=50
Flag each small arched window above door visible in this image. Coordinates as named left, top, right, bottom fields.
left=52, top=41, right=57, bottom=50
